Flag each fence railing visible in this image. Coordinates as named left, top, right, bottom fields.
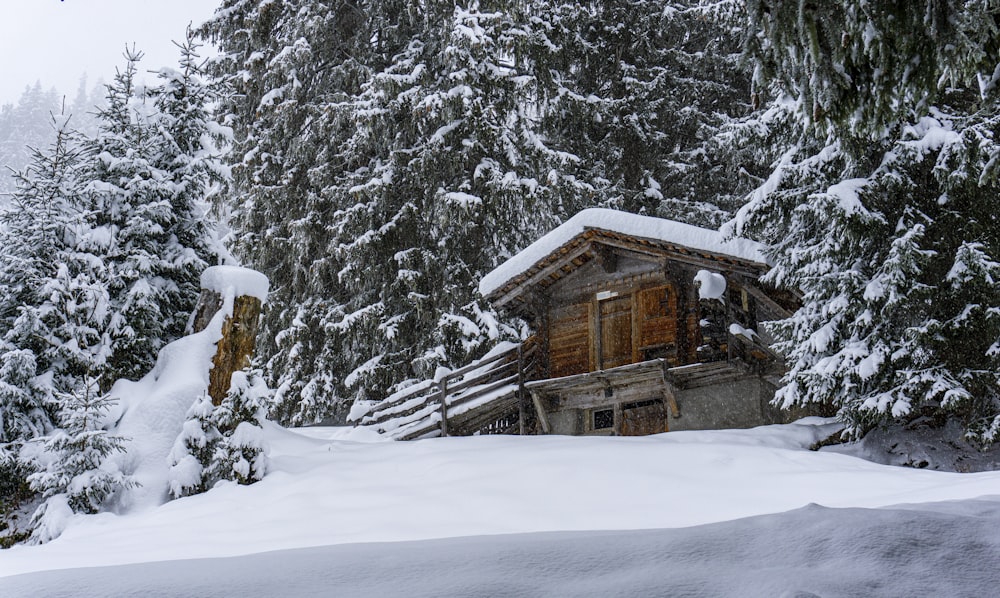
left=352, top=338, right=537, bottom=440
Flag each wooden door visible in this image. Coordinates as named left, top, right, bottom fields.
left=620, top=399, right=667, bottom=436
left=599, top=295, right=632, bottom=369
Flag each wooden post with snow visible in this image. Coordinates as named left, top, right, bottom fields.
left=190, top=266, right=270, bottom=406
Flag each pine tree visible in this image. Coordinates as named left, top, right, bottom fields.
left=0, top=82, right=62, bottom=197
left=167, top=370, right=270, bottom=498
left=0, top=115, right=83, bottom=528
left=166, top=393, right=220, bottom=499
left=80, top=45, right=225, bottom=387
left=26, top=378, right=132, bottom=514
left=208, top=369, right=270, bottom=486
left=738, top=2, right=1000, bottom=444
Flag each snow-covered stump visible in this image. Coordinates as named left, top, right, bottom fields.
left=195, top=266, right=270, bottom=405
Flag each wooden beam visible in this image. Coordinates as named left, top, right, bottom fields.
left=530, top=390, right=551, bottom=434
left=517, top=343, right=527, bottom=435
left=738, top=280, right=794, bottom=319
left=493, top=241, right=595, bottom=308
left=438, top=378, right=449, bottom=437
left=663, top=380, right=681, bottom=419
left=590, top=236, right=766, bottom=278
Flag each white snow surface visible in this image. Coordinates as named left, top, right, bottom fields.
left=200, top=265, right=270, bottom=303
left=107, top=297, right=231, bottom=511
left=694, top=269, right=726, bottom=300
left=3, top=417, right=1000, bottom=586
left=7, top=498, right=1000, bottom=597
left=479, top=208, right=768, bottom=297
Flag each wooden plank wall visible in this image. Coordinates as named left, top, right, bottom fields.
left=548, top=302, right=591, bottom=377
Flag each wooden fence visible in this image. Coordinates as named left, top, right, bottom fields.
left=353, top=338, right=538, bottom=440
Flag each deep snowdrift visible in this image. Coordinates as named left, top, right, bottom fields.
left=2, top=417, right=999, bottom=586
left=6, top=497, right=1000, bottom=597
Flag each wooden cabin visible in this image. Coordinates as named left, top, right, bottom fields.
left=478, top=208, right=800, bottom=437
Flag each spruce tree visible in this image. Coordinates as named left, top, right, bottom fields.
left=167, top=393, right=220, bottom=499
left=26, top=378, right=133, bottom=518
left=167, top=369, right=270, bottom=498
left=204, top=0, right=759, bottom=424
left=738, top=2, right=1000, bottom=444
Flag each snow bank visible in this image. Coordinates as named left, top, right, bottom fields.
left=479, top=209, right=768, bottom=297
left=107, top=267, right=270, bottom=511
left=200, top=265, right=269, bottom=303
left=8, top=498, right=1000, bottom=597
left=5, top=418, right=1000, bottom=578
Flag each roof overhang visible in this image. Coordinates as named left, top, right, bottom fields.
left=479, top=209, right=771, bottom=312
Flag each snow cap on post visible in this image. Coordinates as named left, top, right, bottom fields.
left=200, top=265, right=270, bottom=303
left=194, top=266, right=270, bottom=405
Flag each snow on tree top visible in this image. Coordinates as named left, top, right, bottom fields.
left=200, top=266, right=270, bottom=302
left=479, top=209, right=769, bottom=297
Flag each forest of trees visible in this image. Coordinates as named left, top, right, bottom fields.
left=2, top=0, right=1000, bottom=543
left=0, top=78, right=105, bottom=198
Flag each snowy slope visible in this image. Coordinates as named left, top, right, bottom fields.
left=6, top=498, right=1000, bottom=597
left=2, top=418, right=999, bottom=584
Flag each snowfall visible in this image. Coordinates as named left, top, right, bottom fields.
left=2, top=266, right=1000, bottom=596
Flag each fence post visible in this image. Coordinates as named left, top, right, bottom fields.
left=438, top=377, right=449, bottom=437
left=517, top=343, right=527, bottom=435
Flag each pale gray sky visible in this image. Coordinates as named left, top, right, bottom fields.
left=0, top=0, right=219, bottom=105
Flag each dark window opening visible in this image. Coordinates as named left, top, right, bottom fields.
left=593, top=408, right=614, bottom=430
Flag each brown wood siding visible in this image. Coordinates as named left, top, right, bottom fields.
left=599, top=296, right=632, bottom=369
left=548, top=303, right=591, bottom=377
left=619, top=399, right=668, bottom=435
left=636, top=284, right=678, bottom=364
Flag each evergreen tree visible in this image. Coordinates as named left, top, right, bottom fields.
left=738, top=2, right=1000, bottom=444
left=1, top=44, right=227, bottom=529
left=26, top=378, right=133, bottom=516
left=208, top=369, right=270, bottom=486
left=531, top=0, right=755, bottom=226
left=204, top=0, right=758, bottom=424
left=0, top=82, right=62, bottom=198
left=167, top=369, right=270, bottom=498
left=0, top=116, right=85, bottom=440
left=167, top=393, right=220, bottom=499
left=79, top=45, right=225, bottom=387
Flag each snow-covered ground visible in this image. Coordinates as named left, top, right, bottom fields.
left=2, top=418, right=1000, bottom=595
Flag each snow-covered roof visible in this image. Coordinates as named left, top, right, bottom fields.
left=479, top=208, right=769, bottom=299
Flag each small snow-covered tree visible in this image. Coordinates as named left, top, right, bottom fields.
left=26, top=378, right=133, bottom=543
left=208, top=369, right=270, bottom=486
left=168, top=369, right=270, bottom=498
left=166, top=393, right=221, bottom=499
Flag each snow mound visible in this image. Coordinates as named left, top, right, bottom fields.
left=694, top=269, right=727, bottom=300
left=200, top=265, right=269, bottom=302
left=7, top=498, right=1000, bottom=597
left=108, top=267, right=270, bottom=510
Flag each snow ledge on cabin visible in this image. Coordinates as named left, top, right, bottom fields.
left=479, top=209, right=769, bottom=298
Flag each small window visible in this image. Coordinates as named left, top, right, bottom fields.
left=593, top=408, right=614, bottom=430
